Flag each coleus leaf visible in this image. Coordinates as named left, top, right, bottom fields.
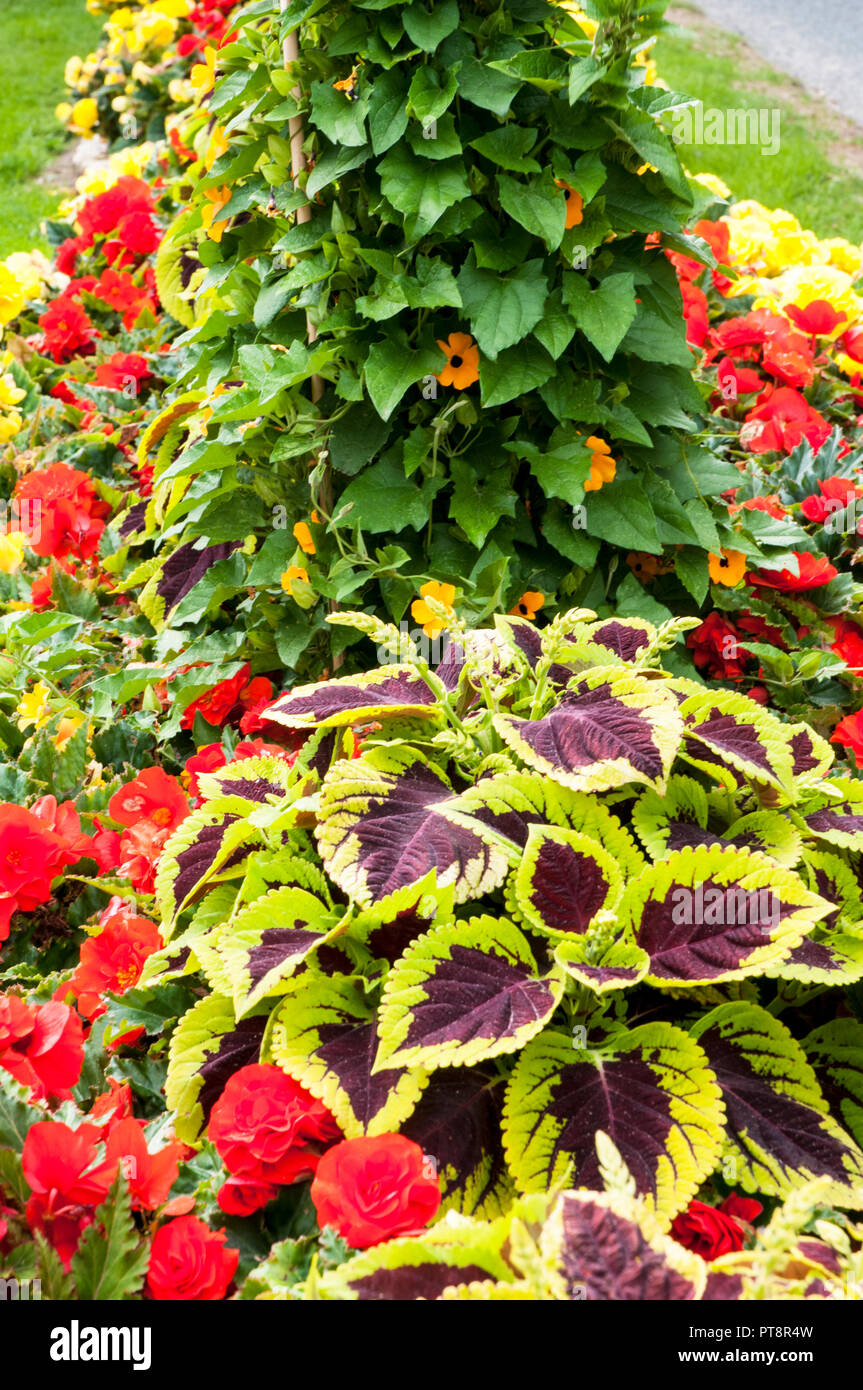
left=802, top=849, right=863, bottom=925
left=764, top=854, right=863, bottom=982
left=502, top=1022, right=724, bottom=1224
left=620, top=844, right=831, bottom=985
left=553, top=936, right=649, bottom=993
left=800, top=779, right=863, bottom=850
left=344, top=871, right=455, bottom=964
left=632, top=777, right=801, bottom=865
left=788, top=723, right=834, bottom=782
left=400, top=1068, right=512, bottom=1218
left=312, top=1223, right=515, bottom=1301
left=679, top=689, right=795, bottom=793
left=494, top=670, right=683, bottom=793
left=374, top=915, right=565, bottom=1073
left=214, top=886, right=345, bottom=1018
left=316, top=746, right=513, bottom=906
left=264, top=665, right=441, bottom=729
left=579, top=617, right=655, bottom=663
left=267, top=971, right=426, bottom=1137
left=195, top=754, right=296, bottom=812
left=165, top=995, right=266, bottom=1144
left=453, top=773, right=646, bottom=876
left=541, top=1191, right=705, bottom=1301
left=690, top=1002, right=863, bottom=1206
left=156, top=808, right=265, bottom=932
left=508, top=824, right=623, bottom=936
left=802, top=1019, right=863, bottom=1149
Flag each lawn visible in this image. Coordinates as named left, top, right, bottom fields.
left=0, top=0, right=103, bottom=257
left=657, top=3, right=863, bottom=242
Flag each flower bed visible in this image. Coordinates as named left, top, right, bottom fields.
left=1, top=0, right=863, bottom=1303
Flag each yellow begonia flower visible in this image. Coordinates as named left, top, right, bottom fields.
left=4, top=253, right=45, bottom=303
left=685, top=170, right=731, bottom=201
left=0, top=374, right=25, bottom=410
left=17, top=683, right=52, bottom=731
left=0, top=532, right=27, bottom=575
left=70, top=97, right=99, bottom=134
left=55, top=715, right=85, bottom=751
left=0, top=265, right=25, bottom=326
left=0, top=413, right=22, bottom=444
left=411, top=581, right=456, bottom=639
left=820, top=238, right=863, bottom=278
left=204, top=126, right=229, bottom=172
left=191, top=45, right=217, bottom=94
left=773, top=264, right=863, bottom=330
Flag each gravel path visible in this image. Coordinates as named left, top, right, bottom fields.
left=688, top=0, right=863, bottom=130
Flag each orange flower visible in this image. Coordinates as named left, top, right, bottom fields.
left=293, top=520, right=316, bottom=555
left=583, top=436, right=616, bottom=493
left=627, top=551, right=663, bottom=583
left=510, top=591, right=545, bottom=620
left=281, top=565, right=310, bottom=597
left=708, top=548, right=747, bottom=586
left=556, top=181, right=584, bottom=229
left=333, top=67, right=359, bottom=97
left=436, top=332, right=480, bottom=390
left=411, top=580, right=456, bottom=639
left=201, top=186, right=231, bottom=242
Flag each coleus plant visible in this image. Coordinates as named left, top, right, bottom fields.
left=138, top=604, right=863, bottom=1281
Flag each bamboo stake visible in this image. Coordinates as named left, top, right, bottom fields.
left=278, top=1, right=340, bottom=666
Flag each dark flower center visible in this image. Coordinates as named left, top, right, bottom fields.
left=450, top=354, right=463, bottom=368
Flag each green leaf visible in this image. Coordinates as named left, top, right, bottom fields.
left=457, top=255, right=548, bottom=359
left=470, top=125, right=541, bottom=173
left=407, top=66, right=458, bottom=123
left=563, top=271, right=637, bottom=363
left=583, top=478, right=660, bottom=552
left=403, top=0, right=459, bottom=50
left=368, top=69, right=410, bottom=154
left=339, top=454, right=445, bottom=529
left=480, top=341, right=555, bottom=406
left=364, top=334, right=445, bottom=421
left=70, top=1172, right=149, bottom=1301
left=449, top=457, right=517, bottom=547
left=497, top=170, right=567, bottom=251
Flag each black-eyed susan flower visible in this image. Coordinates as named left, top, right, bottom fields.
left=411, top=580, right=456, bottom=639
left=555, top=180, right=584, bottom=229
left=293, top=520, right=316, bottom=556
left=281, top=565, right=310, bottom=597
left=510, top=591, right=545, bottom=620
left=333, top=67, right=359, bottom=98
left=436, top=333, right=480, bottom=390
left=583, top=436, right=616, bottom=492
left=708, top=548, right=747, bottom=586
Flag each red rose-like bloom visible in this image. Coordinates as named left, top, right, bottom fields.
left=741, top=386, right=830, bottom=455
left=103, top=211, right=161, bottom=268
left=23, top=1120, right=114, bottom=1267
left=311, top=1134, right=442, bottom=1249
left=108, top=767, right=189, bottom=832
left=94, top=352, right=151, bottom=393
left=686, top=612, right=745, bottom=682
left=104, top=1119, right=184, bottom=1211
left=830, top=617, right=863, bottom=673
left=217, top=1175, right=279, bottom=1216
left=832, top=710, right=863, bottom=760
left=180, top=663, right=252, bottom=731
left=749, top=551, right=838, bottom=593
left=716, top=356, right=763, bottom=399
left=671, top=1199, right=746, bottom=1261
left=0, top=805, right=79, bottom=941
left=786, top=299, right=847, bottom=338
left=800, top=475, right=862, bottom=524
left=62, top=907, right=162, bottom=1019
left=209, top=1063, right=341, bottom=1184
left=38, top=297, right=96, bottom=363
left=92, top=269, right=156, bottom=329
left=76, top=177, right=153, bottom=246
left=718, top=1192, right=763, bottom=1225
left=146, top=1216, right=239, bottom=1301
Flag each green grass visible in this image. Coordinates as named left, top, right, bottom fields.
left=0, top=0, right=103, bottom=257
left=657, top=5, right=863, bottom=242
